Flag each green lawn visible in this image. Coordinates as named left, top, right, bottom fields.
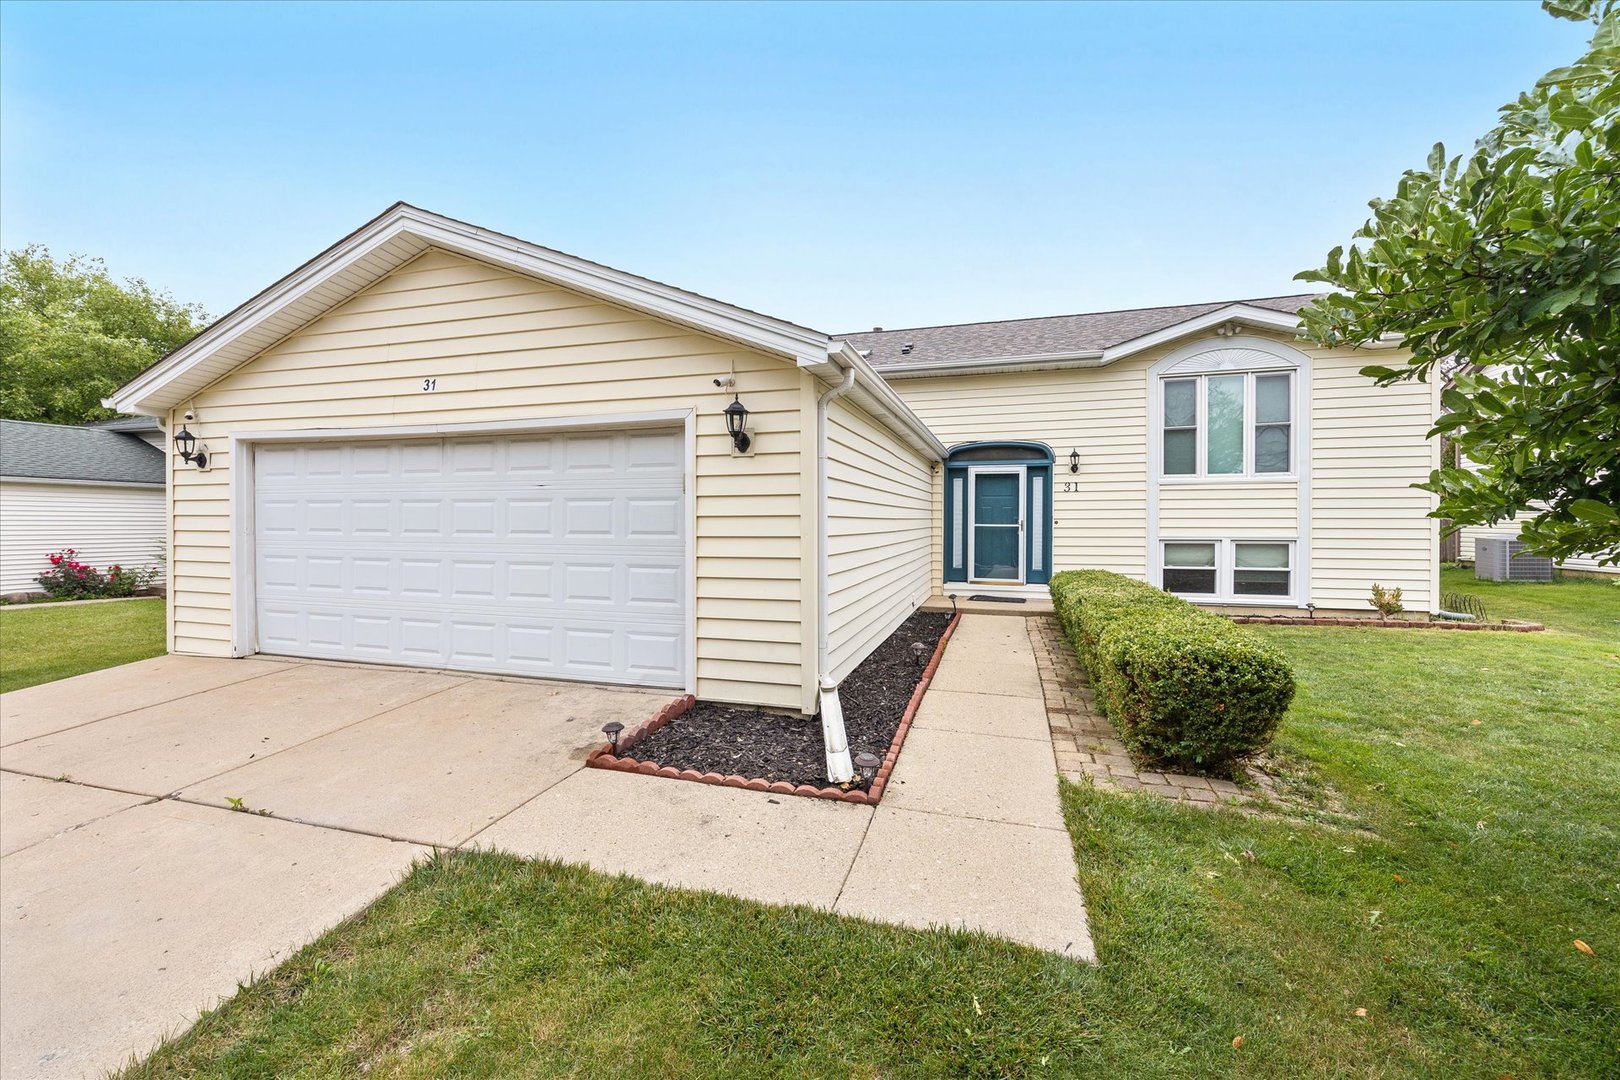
left=122, top=575, right=1618, bottom=1079
left=0, top=597, right=166, bottom=694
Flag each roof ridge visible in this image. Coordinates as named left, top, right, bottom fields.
left=837, top=293, right=1321, bottom=338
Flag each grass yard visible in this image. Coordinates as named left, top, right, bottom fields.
left=122, top=574, right=1617, bottom=1079
left=0, top=597, right=166, bottom=694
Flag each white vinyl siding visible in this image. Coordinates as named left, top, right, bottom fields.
left=824, top=395, right=933, bottom=682
left=169, top=248, right=812, bottom=710
left=890, top=332, right=1438, bottom=613
left=1309, top=350, right=1438, bottom=610
left=896, top=361, right=1151, bottom=584
left=0, top=480, right=166, bottom=594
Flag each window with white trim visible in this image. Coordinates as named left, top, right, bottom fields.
left=1162, top=541, right=1217, bottom=595
left=1160, top=540, right=1294, bottom=601
left=1161, top=371, right=1293, bottom=477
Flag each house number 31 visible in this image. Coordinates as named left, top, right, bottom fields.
left=421, top=378, right=437, bottom=391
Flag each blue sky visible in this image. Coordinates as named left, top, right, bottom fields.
left=0, top=1, right=1594, bottom=332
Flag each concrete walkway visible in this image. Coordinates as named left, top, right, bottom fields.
left=1, top=620, right=1090, bottom=1078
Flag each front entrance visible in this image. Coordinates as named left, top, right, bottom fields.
left=944, top=442, right=1054, bottom=587
left=968, top=468, right=1024, bottom=582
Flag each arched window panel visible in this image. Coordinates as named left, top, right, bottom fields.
left=1151, top=339, right=1307, bottom=480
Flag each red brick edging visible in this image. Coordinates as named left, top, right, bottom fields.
left=586, top=611, right=962, bottom=805
left=1229, top=615, right=1544, bottom=632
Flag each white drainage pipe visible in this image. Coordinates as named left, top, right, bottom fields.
left=816, top=361, right=858, bottom=784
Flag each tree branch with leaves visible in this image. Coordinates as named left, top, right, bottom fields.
left=1297, top=0, right=1620, bottom=565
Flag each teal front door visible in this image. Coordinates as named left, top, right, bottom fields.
left=969, top=468, right=1024, bottom=582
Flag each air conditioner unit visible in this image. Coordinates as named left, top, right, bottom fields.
left=1475, top=536, right=1554, bottom=582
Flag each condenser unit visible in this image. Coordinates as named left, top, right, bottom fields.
left=1475, top=536, right=1554, bottom=582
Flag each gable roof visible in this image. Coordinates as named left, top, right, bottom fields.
left=0, top=420, right=165, bottom=486
left=842, top=294, right=1320, bottom=375
left=104, top=202, right=833, bottom=418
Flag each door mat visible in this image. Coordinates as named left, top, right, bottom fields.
left=968, top=594, right=1027, bottom=603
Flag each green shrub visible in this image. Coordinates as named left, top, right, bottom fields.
left=1049, top=570, right=1295, bottom=773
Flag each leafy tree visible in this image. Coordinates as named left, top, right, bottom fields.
left=0, top=246, right=206, bottom=425
left=1297, top=0, right=1619, bottom=565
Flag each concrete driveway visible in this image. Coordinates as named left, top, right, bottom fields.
left=0, top=655, right=662, bottom=1079
left=1, top=622, right=1090, bottom=1078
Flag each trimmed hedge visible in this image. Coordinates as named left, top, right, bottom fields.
left=1050, top=570, right=1295, bottom=773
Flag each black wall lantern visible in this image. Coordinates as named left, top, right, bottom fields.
left=174, top=425, right=208, bottom=469
left=724, top=394, right=752, bottom=454
left=1069, top=448, right=1080, bottom=473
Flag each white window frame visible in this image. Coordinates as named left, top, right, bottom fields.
left=1160, top=538, right=1222, bottom=599
left=1158, top=538, right=1297, bottom=604
left=1159, top=370, right=1296, bottom=480
left=1146, top=336, right=1313, bottom=608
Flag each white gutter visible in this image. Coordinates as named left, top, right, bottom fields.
left=815, top=357, right=859, bottom=784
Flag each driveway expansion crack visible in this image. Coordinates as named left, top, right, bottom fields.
left=830, top=803, right=878, bottom=909
left=162, top=794, right=440, bottom=848
left=0, top=661, right=297, bottom=749
left=454, top=762, right=585, bottom=849
left=0, top=766, right=165, bottom=801
left=874, top=800, right=1069, bottom=833
left=167, top=678, right=473, bottom=794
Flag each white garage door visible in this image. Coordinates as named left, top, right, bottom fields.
left=253, top=428, right=686, bottom=687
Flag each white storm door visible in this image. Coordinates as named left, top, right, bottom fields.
left=253, top=428, right=686, bottom=688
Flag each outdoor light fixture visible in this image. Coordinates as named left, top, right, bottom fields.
left=854, top=752, right=880, bottom=786
left=1069, top=448, right=1080, bottom=473
left=601, top=721, right=624, bottom=752
left=173, top=425, right=208, bottom=469
left=724, top=394, right=751, bottom=454
left=910, top=641, right=929, bottom=667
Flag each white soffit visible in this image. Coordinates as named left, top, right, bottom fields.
left=106, top=203, right=830, bottom=416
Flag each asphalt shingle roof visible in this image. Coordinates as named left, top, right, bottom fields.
left=840, top=294, right=1320, bottom=369
left=0, top=420, right=165, bottom=485
left=85, top=415, right=163, bottom=434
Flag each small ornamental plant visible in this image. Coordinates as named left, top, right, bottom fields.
left=1368, top=583, right=1405, bottom=622
left=36, top=549, right=159, bottom=600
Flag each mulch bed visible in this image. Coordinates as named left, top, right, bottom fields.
left=607, top=609, right=953, bottom=792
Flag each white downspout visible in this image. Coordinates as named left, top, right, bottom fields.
left=816, top=361, right=858, bottom=784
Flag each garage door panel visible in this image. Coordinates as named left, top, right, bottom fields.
left=254, top=429, right=686, bottom=688
left=252, top=603, right=683, bottom=684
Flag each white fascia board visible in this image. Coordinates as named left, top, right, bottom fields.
left=1100, top=305, right=1304, bottom=364
left=108, top=205, right=829, bottom=416
left=816, top=342, right=948, bottom=460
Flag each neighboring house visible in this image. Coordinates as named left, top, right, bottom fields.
left=105, top=204, right=1438, bottom=712
left=0, top=419, right=167, bottom=595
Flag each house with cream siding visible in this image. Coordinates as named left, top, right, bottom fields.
left=106, top=204, right=1441, bottom=714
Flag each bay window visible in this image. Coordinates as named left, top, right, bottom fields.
left=1161, top=371, right=1293, bottom=477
